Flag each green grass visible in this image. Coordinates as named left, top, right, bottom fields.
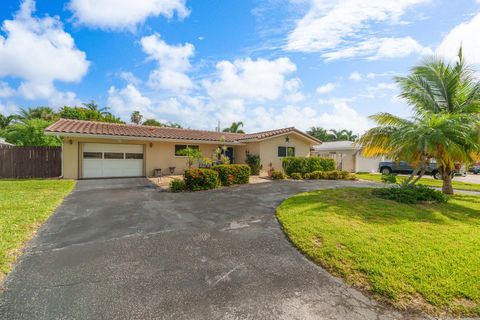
left=276, top=188, right=480, bottom=316
left=357, top=172, right=480, bottom=192
left=0, top=179, right=74, bottom=279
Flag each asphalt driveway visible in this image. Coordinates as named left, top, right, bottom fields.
left=0, top=178, right=425, bottom=320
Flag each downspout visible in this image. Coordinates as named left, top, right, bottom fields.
left=59, top=135, right=64, bottom=178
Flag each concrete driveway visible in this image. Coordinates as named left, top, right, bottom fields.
left=0, top=178, right=425, bottom=320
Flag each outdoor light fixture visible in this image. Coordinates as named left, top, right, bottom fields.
left=149, top=142, right=153, bottom=148
left=285, top=136, right=290, bottom=143
left=69, top=139, right=73, bottom=145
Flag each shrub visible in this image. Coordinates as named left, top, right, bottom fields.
left=372, top=184, right=448, bottom=204
left=245, top=154, right=261, bottom=175
left=282, top=157, right=335, bottom=176
left=305, top=170, right=356, bottom=180
left=290, top=172, right=303, bottom=180
left=212, top=164, right=251, bottom=186
left=381, top=173, right=397, bottom=184
left=271, top=170, right=285, bottom=180
left=169, top=179, right=185, bottom=192
left=184, top=168, right=219, bottom=191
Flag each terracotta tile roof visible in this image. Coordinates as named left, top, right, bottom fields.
left=45, top=119, right=320, bottom=143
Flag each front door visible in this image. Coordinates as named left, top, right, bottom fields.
left=224, top=147, right=234, bottom=164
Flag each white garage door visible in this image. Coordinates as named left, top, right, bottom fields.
left=82, top=143, right=144, bottom=178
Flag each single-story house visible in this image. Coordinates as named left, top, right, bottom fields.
left=45, top=119, right=320, bottom=179
left=311, top=141, right=385, bottom=173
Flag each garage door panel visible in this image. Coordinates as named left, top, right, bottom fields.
left=82, top=143, right=144, bottom=178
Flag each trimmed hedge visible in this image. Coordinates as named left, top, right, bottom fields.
left=169, top=178, right=186, bottom=192
left=212, top=164, right=251, bottom=186
left=184, top=168, right=219, bottom=191
left=304, top=170, right=357, bottom=180
left=271, top=170, right=285, bottom=180
left=282, top=157, right=335, bottom=176
left=290, top=172, right=303, bottom=180
left=372, top=184, right=448, bottom=204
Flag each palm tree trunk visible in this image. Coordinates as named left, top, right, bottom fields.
left=441, top=167, right=454, bottom=195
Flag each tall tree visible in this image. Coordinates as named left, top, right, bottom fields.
left=82, top=100, right=110, bottom=116
left=360, top=49, right=480, bottom=194
left=339, top=130, right=358, bottom=141
left=17, top=107, right=56, bottom=121
left=223, top=121, right=245, bottom=133
left=130, top=111, right=143, bottom=125
left=165, top=121, right=182, bottom=128
left=143, top=119, right=164, bottom=127
left=4, top=119, right=61, bottom=146
left=0, top=114, right=16, bottom=129
left=307, top=127, right=332, bottom=142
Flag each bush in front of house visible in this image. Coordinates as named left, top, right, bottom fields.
left=271, top=170, right=285, bottom=180
left=184, top=168, right=219, bottom=191
left=304, top=170, right=357, bottom=180
left=381, top=173, right=398, bottom=184
left=290, top=172, right=303, bottom=180
left=245, top=154, right=261, bottom=175
left=372, top=184, right=448, bottom=204
left=282, top=157, right=336, bottom=176
left=212, top=164, right=251, bottom=186
left=169, top=178, right=186, bottom=192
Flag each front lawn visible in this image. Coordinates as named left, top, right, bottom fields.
left=276, top=188, right=480, bottom=316
left=357, top=172, right=480, bottom=192
left=0, top=179, right=74, bottom=279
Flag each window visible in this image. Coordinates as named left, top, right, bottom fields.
left=104, top=152, right=124, bottom=159
left=83, top=152, right=102, bottom=159
left=277, top=146, right=295, bottom=157
left=175, top=144, right=199, bottom=156
left=126, top=153, right=143, bottom=159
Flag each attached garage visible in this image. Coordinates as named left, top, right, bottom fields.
left=81, top=143, right=144, bottom=178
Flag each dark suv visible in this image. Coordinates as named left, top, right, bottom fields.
left=378, top=161, right=441, bottom=179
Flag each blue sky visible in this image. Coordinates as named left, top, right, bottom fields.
left=0, top=0, right=479, bottom=133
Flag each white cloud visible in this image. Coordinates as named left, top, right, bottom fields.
left=0, top=0, right=89, bottom=105
left=286, top=0, right=430, bottom=60
left=107, top=84, right=153, bottom=121
left=322, top=37, right=431, bottom=61
left=284, top=78, right=305, bottom=103
left=349, top=72, right=362, bottom=81
left=141, top=34, right=194, bottom=92
left=316, top=82, right=336, bottom=94
left=249, top=102, right=371, bottom=133
left=437, top=13, right=480, bottom=64
left=204, top=57, right=297, bottom=102
left=68, top=0, right=189, bottom=30
left=118, top=72, right=142, bottom=85
left=0, top=82, right=15, bottom=98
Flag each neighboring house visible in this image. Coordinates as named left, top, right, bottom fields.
left=45, top=119, right=320, bottom=179
left=0, top=138, right=14, bottom=146
left=312, top=141, right=385, bottom=173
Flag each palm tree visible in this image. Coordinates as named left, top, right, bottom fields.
left=0, top=114, right=17, bottom=129
left=360, top=48, right=480, bottom=194
left=223, top=121, right=245, bottom=133
left=82, top=100, right=111, bottom=116
left=307, top=127, right=331, bottom=142
left=165, top=122, right=182, bottom=128
left=17, top=107, right=56, bottom=121
left=360, top=112, right=479, bottom=194
left=130, top=111, right=143, bottom=125
left=339, top=130, right=357, bottom=141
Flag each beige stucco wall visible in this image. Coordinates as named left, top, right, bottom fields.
left=257, top=134, right=312, bottom=174
left=61, top=137, right=244, bottom=179
left=61, top=133, right=314, bottom=179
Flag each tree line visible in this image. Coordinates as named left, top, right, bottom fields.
left=0, top=103, right=183, bottom=146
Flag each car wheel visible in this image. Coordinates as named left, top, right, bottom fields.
left=381, top=167, right=392, bottom=174
left=433, top=171, right=441, bottom=180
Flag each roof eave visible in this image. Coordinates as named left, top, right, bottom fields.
left=44, top=131, right=247, bottom=145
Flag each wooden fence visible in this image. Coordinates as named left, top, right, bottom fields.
left=0, top=145, right=62, bottom=178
